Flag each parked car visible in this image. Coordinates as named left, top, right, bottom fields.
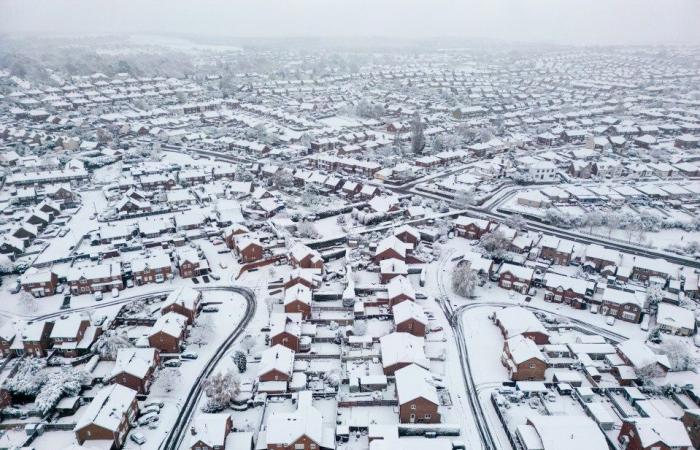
left=94, top=291, right=103, bottom=301
left=202, top=306, right=219, bottom=313
left=130, top=433, right=146, bottom=445
left=137, top=413, right=159, bottom=427
left=112, top=288, right=119, bottom=298
left=181, top=352, right=198, bottom=360
left=164, top=359, right=182, bottom=368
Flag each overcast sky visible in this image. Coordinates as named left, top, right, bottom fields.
left=1, top=0, right=699, bottom=46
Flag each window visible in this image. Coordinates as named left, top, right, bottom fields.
left=425, top=414, right=431, bottom=419
left=529, top=363, right=536, bottom=369
left=411, top=404, right=416, bottom=410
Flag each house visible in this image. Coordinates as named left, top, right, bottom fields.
left=498, top=263, right=534, bottom=294
left=542, top=273, right=589, bottom=308
left=21, top=321, right=53, bottom=357
left=68, top=262, right=123, bottom=295
left=19, top=269, right=58, bottom=297
left=131, top=252, right=172, bottom=285
left=189, top=413, right=233, bottom=450
left=161, top=286, right=202, bottom=324
left=502, top=335, right=546, bottom=381
left=453, top=216, right=495, bottom=239
left=616, top=340, right=670, bottom=377
left=584, top=244, right=620, bottom=272
left=222, top=223, right=249, bottom=249
left=655, top=303, right=695, bottom=336
left=148, top=312, right=188, bottom=353
left=379, top=258, right=408, bottom=284
left=387, top=275, right=415, bottom=306
left=264, top=391, right=335, bottom=450
left=682, top=409, right=700, bottom=449
left=494, top=307, right=550, bottom=344
left=74, top=384, right=138, bottom=449
left=395, top=364, right=440, bottom=424
left=380, top=332, right=429, bottom=375
left=393, top=225, right=420, bottom=245
left=289, top=243, right=324, bottom=270
left=107, top=348, right=160, bottom=394
left=374, top=236, right=408, bottom=262
left=235, top=236, right=264, bottom=263
left=176, top=247, right=207, bottom=278
left=283, top=268, right=321, bottom=291
left=539, top=236, right=575, bottom=265
left=600, top=288, right=644, bottom=323
left=618, top=418, right=691, bottom=450
left=50, top=314, right=93, bottom=357
left=517, top=415, right=608, bottom=450
left=270, top=313, right=303, bottom=352
left=393, top=301, right=427, bottom=337
left=258, top=344, right=294, bottom=384
left=284, top=285, right=312, bottom=319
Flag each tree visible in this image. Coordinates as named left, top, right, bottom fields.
left=297, top=221, right=320, bottom=239
left=646, top=285, right=663, bottom=309
left=94, top=330, right=133, bottom=359
left=202, top=370, right=240, bottom=412
left=233, top=351, right=247, bottom=373
left=157, top=367, right=180, bottom=393
left=353, top=320, right=367, bottom=336
left=190, top=314, right=215, bottom=347
left=5, top=358, right=46, bottom=397
left=35, top=367, right=89, bottom=415
left=240, top=335, right=256, bottom=354
left=272, top=171, right=294, bottom=189
left=410, top=112, right=425, bottom=155
left=452, top=262, right=479, bottom=298
left=505, top=214, right=527, bottom=231
left=479, top=230, right=510, bottom=259
left=454, top=189, right=475, bottom=208
left=662, top=341, right=696, bottom=371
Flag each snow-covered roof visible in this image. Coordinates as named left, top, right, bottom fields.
left=379, top=332, right=428, bottom=370
left=395, top=363, right=438, bottom=405
left=506, top=335, right=544, bottom=364
left=543, top=273, right=588, bottom=295
left=50, top=314, right=87, bottom=339
left=284, top=285, right=312, bottom=306
left=499, top=263, right=534, bottom=280
left=387, top=275, right=415, bottom=301
left=190, top=413, right=231, bottom=448
left=265, top=391, right=332, bottom=447
left=392, top=300, right=426, bottom=326
left=526, top=414, right=608, bottom=450
left=626, top=418, right=691, bottom=448
left=109, top=348, right=157, bottom=380
left=495, top=307, right=549, bottom=339
left=617, top=340, right=670, bottom=371
left=75, top=384, right=137, bottom=432
left=258, top=344, right=294, bottom=378
left=600, top=288, right=644, bottom=308
left=162, top=286, right=201, bottom=312
left=656, top=303, right=695, bottom=331
left=149, top=311, right=187, bottom=338
left=380, top=258, right=408, bottom=275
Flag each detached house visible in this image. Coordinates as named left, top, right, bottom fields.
left=148, top=312, right=188, bottom=353
left=395, top=364, right=440, bottom=424
left=498, top=263, right=534, bottom=294
left=19, top=269, right=58, bottom=297
left=74, top=384, right=138, bottom=449
left=161, top=286, right=201, bottom=324
left=107, top=348, right=160, bottom=394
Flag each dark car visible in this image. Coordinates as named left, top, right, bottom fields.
left=61, top=295, right=72, bottom=310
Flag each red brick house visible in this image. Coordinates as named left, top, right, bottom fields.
left=502, top=335, right=547, bottom=381
left=161, top=286, right=201, bottom=324
left=189, top=413, right=233, bottom=450
left=542, top=273, right=589, bottom=309
left=235, top=237, right=263, bottom=263
left=387, top=275, right=415, bottom=307
left=148, top=312, right=188, bottom=353
left=618, top=418, right=691, bottom=450
left=284, top=285, right=312, bottom=319
left=393, top=225, right=420, bottom=245
left=393, top=301, right=427, bottom=337
left=222, top=224, right=249, bottom=249
left=68, top=262, right=123, bottom=295
left=498, top=263, right=534, bottom=294
left=539, top=236, right=575, bottom=266
left=50, top=315, right=92, bottom=357
left=454, top=216, right=495, bottom=239
left=257, top=344, right=294, bottom=383
left=131, top=253, right=172, bottom=285
left=21, top=321, right=54, bottom=357
left=395, top=364, right=440, bottom=424
left=74, top=384, right=138, bottom=448
left=289, top=243, right=324, bottom=270
left=270, top=313, right=302, bottom=352
left=107, top=348, right=160, bottom=394
left=19, top=270, right=58, bottom=297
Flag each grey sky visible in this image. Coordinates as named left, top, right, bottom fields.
left=1, top=0, right=699, bottom=45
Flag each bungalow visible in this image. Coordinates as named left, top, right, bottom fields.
left=148, top=312, right=188, bottom=353
left=74, top=384, right=138, bottom=448
left=107, top=348, right=160, bottom=394
left=395, top=364, right=440, bottom=424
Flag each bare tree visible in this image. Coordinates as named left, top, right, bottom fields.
left=202, top=370, right=240, bottom=412
left=411, top=112, right=425, bottom=155
left=452, top=261, right=479, bottom=298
